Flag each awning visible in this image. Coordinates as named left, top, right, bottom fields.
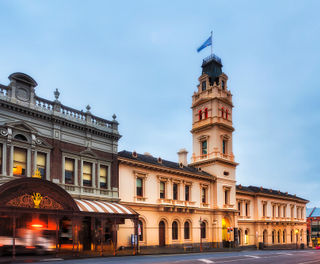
left=74, top=199, right=136, bottom=215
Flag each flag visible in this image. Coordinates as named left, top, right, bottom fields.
left=197, top=35, right=212, bottom=53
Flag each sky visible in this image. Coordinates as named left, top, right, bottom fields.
left=0, top=0, right=320, bottom=206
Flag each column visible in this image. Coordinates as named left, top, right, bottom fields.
left=27, top=148, right=31, bottom=177
left=9, top=145, right=13, bottom=176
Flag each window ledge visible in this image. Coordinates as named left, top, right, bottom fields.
left=135, top=196, right=147, bottom=202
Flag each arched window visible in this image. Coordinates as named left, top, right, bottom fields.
left=263, top=230, right=267, bottom=244
left=172, top=221, right=178, bottom=240
left=225, top=109, right=229, bottom=120
left=272, top=230, right=275, bottom=244
left=238, top=229, right=242, bottom=245
left=184, top=221, right=190, bottom=240
left=221, top=107, right=224, bottom=118
left=199, top=110, right=202, bottom=121
left=201, top=221, right=206, bottom=239
left=204, top=108, right=208, bottom=119
left=138, top=220, right=144, bottom=241
left=291, top=230, right=293, bottom=243
left=283, top=230, right=286, bottom=243
left=278, top=230, right=280, bottom=243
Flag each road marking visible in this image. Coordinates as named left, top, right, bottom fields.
left=198, top=259, right=215, bottom=264
left=244, top=255, right=260, bottom=258
left=282, top=253, right=293, bottom=255
left=298, top=260, right=320, bottom=264
left=41, top=259, right=64, bottom=262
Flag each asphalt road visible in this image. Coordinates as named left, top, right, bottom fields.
left=27, top=250, right=320, bottom=264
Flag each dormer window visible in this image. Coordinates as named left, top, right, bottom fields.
left=204, top=108, right=208, bottom=119
left=202, top=81, right=206, bottom=91
left=198, top=110, right=202, bottom=121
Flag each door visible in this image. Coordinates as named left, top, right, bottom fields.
left=159, top=221, right=165, bottom=247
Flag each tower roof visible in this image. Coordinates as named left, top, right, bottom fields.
left=201, top=54, right=223, bottom=81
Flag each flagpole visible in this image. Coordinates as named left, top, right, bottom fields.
left=211, top=30, right=213, bottom=56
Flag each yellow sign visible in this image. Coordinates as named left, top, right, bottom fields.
left=32, top=169, right=41, bottom=179
left=32, top=192, right=42, bottom=208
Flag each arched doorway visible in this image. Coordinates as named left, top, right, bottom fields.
left=222, top=218, right=231, bottom=247
left=159, top=221, right=166, bottom=247
left=238, top=229, right=242, bottom=245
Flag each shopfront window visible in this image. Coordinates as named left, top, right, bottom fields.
left=13, top=147, right=27, bottom=176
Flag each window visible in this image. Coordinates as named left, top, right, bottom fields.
left=226, top=109, right=229, bottom=120
left=100, top=165, right=108, bottom=188
left=278, top=206, right=281, bottom=218
left=13, top=147, right=27, bottom=176
left=272, top=231, right=275, bottom=244
left=283, top=230, right=286, bottom=243
left=221, top=107, right=224, bottom=118
left=272, top=205, right=275, bottom=218
left=291, top=206, right=294, bottom=218
left=244, top=230, right=249, bottom=244
left=201, top=187, right=207, bottom=203
left=283, top=206, right=286, bottom=218
left=136, top=178, right=143, bottom=197
left=224, top=189, right=229, bottom=205
left=14, top=134, right=28, bottom=141
left=65, top=158, right=75, bottom=184
left=184, top=221, right=190, bottom=240
left=222, top=140, right=227, bottom=154
left=201, top=221, right=206, bottom=239
left=201, top=140, right=207, bottom=156
left=263, top=203, right=267, bottom=217
left=173, top=183, right=178, bottom=200
left=238, top=202, right=241, bottom=215
left=221, top=80, right=225, bottom=90
left=138, top=220, right=143, bottom=241
left=204, top=108, right=208, bottom=119
left=198, top=110, right=202, bottom=121
left=160, top=181, right=165, bottom=199
left=172, top=221, right=178, bottom=240
left=278, top=230, right=280, bottom=243
left=291, top=230, right=293, bottom=242
left=36, top=152, right=46, bottom=179
left=83, top=162, right=92, bottom=187
left=202, top=81, right=206, bottom=91
left=185, top=185, right=190, bottom=201
left=245, top=203, right=249, bottom=216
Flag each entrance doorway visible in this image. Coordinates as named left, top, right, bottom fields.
left=159, top=221, right=165, bottom=247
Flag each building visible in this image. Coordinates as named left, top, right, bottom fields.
left=0, top=73, right=138, bottom=257
left=118, top=53, right=308, bottom=250
left=237, top=185, right=307, bottom=248
left=307, top=207, right=320, bottom=246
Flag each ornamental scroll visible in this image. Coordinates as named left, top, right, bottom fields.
left=6, top=193, right=63, bottom=210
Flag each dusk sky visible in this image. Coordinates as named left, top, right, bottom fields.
left=1, top=1, right=320, bottom=206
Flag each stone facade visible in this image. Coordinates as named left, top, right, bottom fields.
left=0, top=72, right=120, bottom=201
left=117, top=54, right=308, bottom=249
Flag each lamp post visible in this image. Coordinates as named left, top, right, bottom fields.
left=199, top=217, right=203, bottom=252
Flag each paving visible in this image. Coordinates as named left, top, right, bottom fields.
left=7, top=249, right=320, bottom=264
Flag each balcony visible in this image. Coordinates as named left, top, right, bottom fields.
left=191, top=150, right=235, bottom=164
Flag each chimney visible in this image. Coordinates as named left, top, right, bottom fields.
left=177, top=148, right=188, bottom=166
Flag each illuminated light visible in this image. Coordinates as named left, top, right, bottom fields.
left=31, top=223, right=43, bottom=228
left=13, top=166, right=22, bottom=175
left=26, top=246, right=36, bottom=249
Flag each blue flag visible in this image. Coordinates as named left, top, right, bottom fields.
left=197, top=36, right=212, bottom=53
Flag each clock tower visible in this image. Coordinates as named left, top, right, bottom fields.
left=190, top=54, right=238, bottom=244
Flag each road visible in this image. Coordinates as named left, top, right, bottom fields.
left=27, top=250, right=320, bottom=264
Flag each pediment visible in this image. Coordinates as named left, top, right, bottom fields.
left=80, top=148, right=98, bottom=158
left=5, top=120, right=39, bottom=134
